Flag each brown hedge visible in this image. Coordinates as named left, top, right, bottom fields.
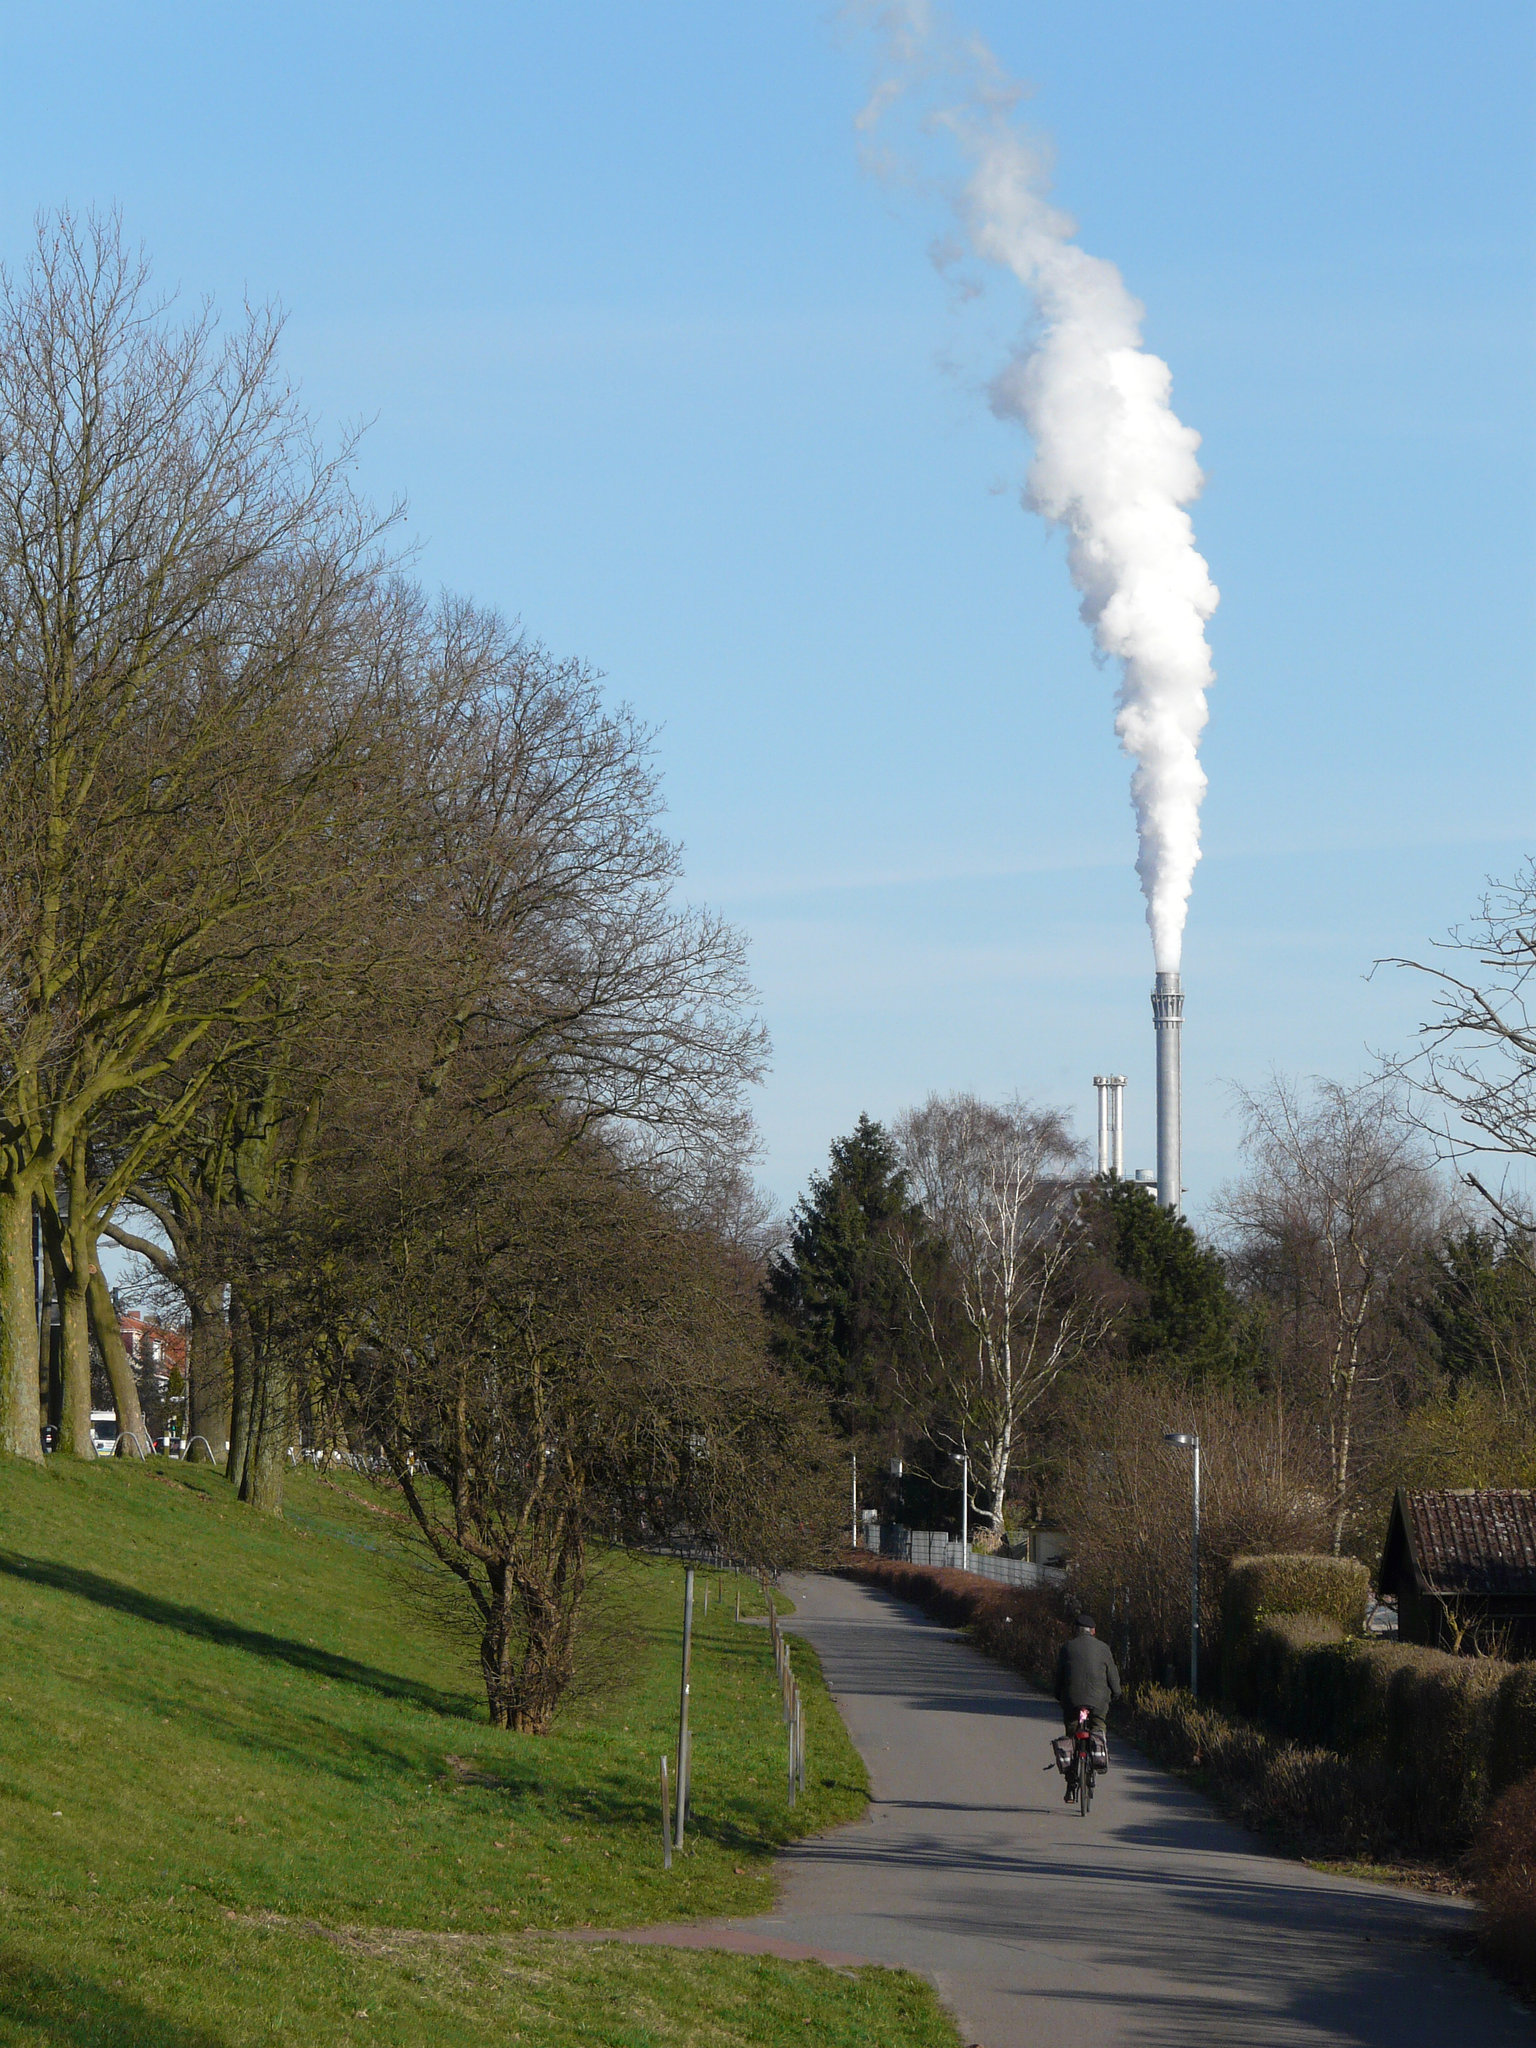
left=1124, top=1683, right=1378, bottom=1853
left=1222, top=1553, right=1370, bottom=1644
left=1470, top=1770, right=1536, bottom=1999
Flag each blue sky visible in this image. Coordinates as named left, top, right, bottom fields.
left=9, top=2, right=1533, bottom=1222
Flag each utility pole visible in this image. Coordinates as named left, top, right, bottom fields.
left=1163, top=1432, right=1201, bottom=1692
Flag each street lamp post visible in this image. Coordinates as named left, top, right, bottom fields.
left=851, top=1450, right=858, bottom=1550
left=1163, top=1431, right=1201, bottom=1694
left=951, top=1451, right=969, bottom=1571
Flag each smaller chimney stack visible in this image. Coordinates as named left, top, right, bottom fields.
left=1093, top=1074, right=1127, bottom=1178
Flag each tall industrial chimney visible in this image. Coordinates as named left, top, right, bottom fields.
left=1152, top=972, right=1183, bottom=1213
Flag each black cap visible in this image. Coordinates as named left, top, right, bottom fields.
left=1076, top=1614, right=1096, bottom=1630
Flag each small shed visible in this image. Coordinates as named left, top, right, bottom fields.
left=1377, top=1488, right=1536, bottom=1657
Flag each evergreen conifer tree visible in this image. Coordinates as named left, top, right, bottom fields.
left=763, top=1115, right=917, bottom=1434
left=1093, top=1180, right=1252, bottom=1384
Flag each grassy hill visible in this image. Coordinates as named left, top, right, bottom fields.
left=0, top=1457, right=956, bottom=2047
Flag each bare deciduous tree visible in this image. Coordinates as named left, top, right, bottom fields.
left=1219, top=1078, right=1443, bottom=1554
left=300, top=1103, right=830, bottom=1729
left=1054, top=1368, right=1331, bottom=1684
left=1382, top=862, right=1536, bottom=1244
left=890, top=1094, right=1111, bottom=1537
left=0, top=211, right=388, bottom=1458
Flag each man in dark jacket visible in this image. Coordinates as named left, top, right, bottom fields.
left=1054, top=1614, right=1121, bottom=1739
left=1054, top=1615, right=1121, bottom=1800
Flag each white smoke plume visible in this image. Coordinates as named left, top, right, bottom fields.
left=854, top=6, right=1218, bottom=973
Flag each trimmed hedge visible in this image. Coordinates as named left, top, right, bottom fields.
left=1472, top=1770, right=1536, bottom=1999
left=1221, top=1607, right=1532, bottom=1851
left=1234, top=1615, right=1347, bottom=1740
left=1491, top=1664, right=1536, bottom=1792
left=1388, top=1652, right=1511, bottom=1850
left=1223, top=1553, right=1370, bottom=1643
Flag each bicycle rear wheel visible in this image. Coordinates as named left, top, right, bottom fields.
left=1078, top=1751, right=1092, bottom=1816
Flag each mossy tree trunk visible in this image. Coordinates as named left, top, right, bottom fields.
left=226, top=1292, right=255, bottom=1489
left=241, top=1364, right=289, bottom=1513
left=0, top=1183, right=42, bottom=1460
left=188, top=1289, right=232, bottom=1462
left=40, top=1195, right=92, bottom=1458
left=86, top=1257, right=149, bottom=1455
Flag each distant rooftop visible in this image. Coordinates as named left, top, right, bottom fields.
left=1390, top=1489, right=1536, bottom=1600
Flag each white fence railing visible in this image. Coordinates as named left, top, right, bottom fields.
left=863, top=1523, right=1065, bottom=1589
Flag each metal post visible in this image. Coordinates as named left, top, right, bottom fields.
left=675, top=1566, right=695, bottom=1848
left=1191, top=1438, right=1201, bottom=1696
left=956, top=1452, right=969, bottom=1568
left=787, top=1681, right=798, bottom=1806
left=851, top=1451, right=858, bottom=1549
left=1163, top=1430, right=1200, bottom=1693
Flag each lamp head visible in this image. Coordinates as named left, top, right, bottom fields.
left=1163, top=1431, right=1198, bottom=1448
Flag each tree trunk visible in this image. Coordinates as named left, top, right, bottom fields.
left=54, top=1251, right=93, bottom=1457
left=0, top=1183, right=42, bottom=1459
left=240, top=1337, right=288, bottom=1515
left=40, top=1197, right=94, bottom=1459
left=37, top=1238, right=61, bottom=1440
left=983, top=1425, right=1011, bottom=1536
left=512, top=1554, right=585, bottom=1734
left=187, top=1290, right=231, bottom=1463
left=476, top=1559, right=585, bottom=1735
left=1330, top=1362, right=1358, bottom=1557
left=480, top=1564, right=515, bottom=1729
left=226, top=1292, right=254, bottom=1486
left=87, top=1257, right=149, bottom=1454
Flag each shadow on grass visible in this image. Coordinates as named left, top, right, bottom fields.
left=0, top=1551, right=475, bottom=1721
left=0, top=1951, right=229, bottom=2047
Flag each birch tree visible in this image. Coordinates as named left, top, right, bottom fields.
left=890, top=1094, right=1109, bottom=1536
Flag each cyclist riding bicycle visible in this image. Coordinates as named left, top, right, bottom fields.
left=1053, top=1614, right=1121, bottom=1802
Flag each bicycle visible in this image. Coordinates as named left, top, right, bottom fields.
left=1052, top=1707, right=1108, bottom=1817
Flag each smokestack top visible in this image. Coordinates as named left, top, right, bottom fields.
left=1152, top=969, right=1184, bottom=1020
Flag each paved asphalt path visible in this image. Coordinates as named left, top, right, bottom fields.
left=747, top=1571, right=1532, bottom=2048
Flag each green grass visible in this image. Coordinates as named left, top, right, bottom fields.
left=0, top=1457, right=958, bottom=2047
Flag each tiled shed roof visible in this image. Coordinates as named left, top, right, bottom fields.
left=1402, top=1489, right=1536, bottom=1598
